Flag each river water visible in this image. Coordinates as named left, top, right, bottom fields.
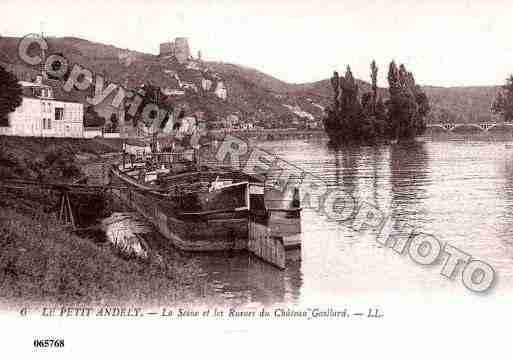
left=105, top=138, right=513, bottom=307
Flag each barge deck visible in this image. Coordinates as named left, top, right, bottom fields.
left=109, top=149, right=301, bottom=268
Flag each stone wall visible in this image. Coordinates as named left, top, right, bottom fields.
left=174, top=37, right=191, bottom=64
left=159, top=42, right=175, bottom=56
left=159, top=38, right=191, bottom=64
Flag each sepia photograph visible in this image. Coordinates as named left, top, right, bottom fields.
left=0, top=0, right=511, bottom=357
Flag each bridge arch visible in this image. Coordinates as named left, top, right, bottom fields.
left=450, top=123, right=484, bottom=133
left=425, top=121, right=513, bottom=133
left=424, top=125, right=448, bottom=136
left=427, top=124, right=448, bottom=131
left=486, top=123, right=513, bottom=132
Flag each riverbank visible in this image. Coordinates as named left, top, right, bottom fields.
left=0, top=136, right=206, bottom=307
left=0, top=208, right=193, bottom=305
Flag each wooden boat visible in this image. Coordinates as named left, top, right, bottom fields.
left=109, top=145, right=301, bottom=268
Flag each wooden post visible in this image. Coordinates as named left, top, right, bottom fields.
left=58, top=191, right=75, bottom=229
left=292, top=186, right=300, bottom=208
left=66, top=191, right=75, bottom=228
left=59, top=193, right=65, bottom=222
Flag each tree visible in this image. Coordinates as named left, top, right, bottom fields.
left=330, top=71, right=340, bottom=106
left=491, top=75, right=513, bottom=122
left=414, top=86, right=430, bottom=134
left=361, top=92, right=373, bottom=116
left=83, top=106, right=105, bottom=128
left=491, top=91, right=506, bottom=117
left=0, top=65, right=22, bottom=126
left=374, top=96, right=388, bottom=137
left=370, top=60, right=378, bottom=108
left=324, top=66, right=368, bottom=143
left=324, top=60, right=429, bottom=145
left=366, top=60, right=384, bottom=137
left=109, top=113, right=119, bottom=131
left=387, top=62, right=429, bottom=140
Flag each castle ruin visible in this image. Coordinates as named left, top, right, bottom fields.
left=159, top=37, right=191, bottom=64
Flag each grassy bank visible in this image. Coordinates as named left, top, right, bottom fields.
left=0, top=135, right=117, bottom=224
left=0, top=136, right=205, bottom=307
left=0, top=136, right=122, bottom=181
left=0, top=208, right=204, bottom=306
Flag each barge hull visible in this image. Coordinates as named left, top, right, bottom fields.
left=110, top=167, right=286, bottom=268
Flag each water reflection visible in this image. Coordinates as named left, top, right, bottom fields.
left=99, top=139, right=513, bottom=305
left=332, top=147, right=360, bottom=191
left=183, top=251, right=302, bottom=306
left=99, top=212, right=303, bottom=306
left=371, top=147, right=381, bottom=206
left=388, top=142, right=430, bottom=228
left=259, top=139, right=513, bottom=299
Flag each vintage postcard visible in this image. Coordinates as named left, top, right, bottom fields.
left=0, top=0, right=511, bottom=357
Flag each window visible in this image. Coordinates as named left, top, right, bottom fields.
left=42, top=118, right=52, bottom=130
left=42, top=102, right=50, bottom=113
left=55, top=108, right=64, bottom=121
left=41, top=88, right=52, bottom=98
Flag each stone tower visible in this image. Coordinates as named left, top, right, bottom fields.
left=174, top=37, right=190, bottom=64
left=159, top=42, right=175, bottom=57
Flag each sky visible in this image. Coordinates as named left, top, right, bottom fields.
left=2, top=0, right=513, bottom=87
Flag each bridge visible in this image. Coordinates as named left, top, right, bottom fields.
left=210, top=129, right=327, bottom=141
left=426, top=122, right=513, bottom=132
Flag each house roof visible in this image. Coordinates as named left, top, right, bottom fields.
left=43, top=79, right=89, bottom=104
left=19, top=78, right=88, bottom=104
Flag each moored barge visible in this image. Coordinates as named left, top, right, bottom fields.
left=110, top=141, right=301, bottom=268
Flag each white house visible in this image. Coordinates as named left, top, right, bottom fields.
left=240, top=122, right=254, bottom=130
left=182, top=82, right=198, bottom=93
left=215, top=81, right=227, bottom=100
left=178, top=116, right=197, bottom=134
left=161, top=88, right=185, bottom=96
left=0, top=77, right=84, bottom=138
left=83, top=126, right=103, bottom=138
left=201, top=78, right=213, bottom=91
left=223, top=114, right=240, bottom=129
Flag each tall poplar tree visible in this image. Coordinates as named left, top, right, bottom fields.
left=387, top=62, right=428, bottom=140
left=370, top=60, right=378, bottom=106
left=325, top=60, right=429, bottom=145
left=0, top=66, right=22, bottom=127
left=492, top=75, right=513, bottom=122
